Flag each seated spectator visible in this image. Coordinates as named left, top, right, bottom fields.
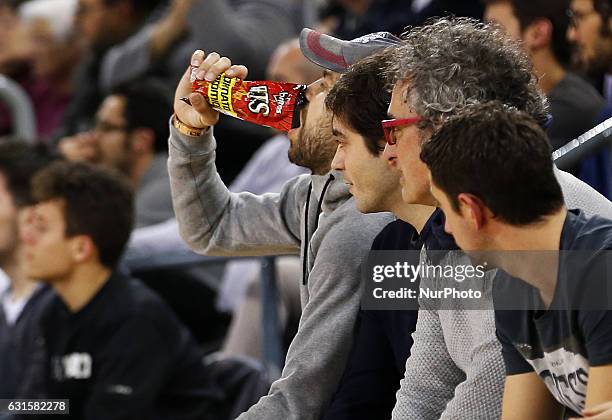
left=484, top=0, right=610, bottom=197
left=18, top=161, right=218, bottom=419
left=0, top=140, right=56, bottom=399
left=53, top=0, right=163, bottom=141
left=568, top=0, right=612, bottom=105
left=0, top=0, right=81, bottom=141
left=421, top=102, right=612, bottom=418
left=60, top=80, right=175, bottom=227
left=568, top=0, right=612, bottom=198
left=485, top=0, right=605, bottom=149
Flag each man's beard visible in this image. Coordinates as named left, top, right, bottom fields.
left=288, top=117, right=336, bottom=175
left=589, top=36, right=612, bottom=75
left=573, top=35, right=612, bottom=77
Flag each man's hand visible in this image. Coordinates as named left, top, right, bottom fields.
left=57, top=132, right=99, bottom=162
left=573, top=401, right=612, bottom=419
left=173, top=50, right=248, bottom=129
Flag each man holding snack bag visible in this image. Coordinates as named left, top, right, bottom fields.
left=168, top=34, right=397, bottom=419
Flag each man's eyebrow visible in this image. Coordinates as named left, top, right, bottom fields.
left=332, top=127, right=345, bottom=138
left=331, top=120, right=345, bottom=138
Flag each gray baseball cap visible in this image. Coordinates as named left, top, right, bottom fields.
left=299, top=28, right=402, bottom=73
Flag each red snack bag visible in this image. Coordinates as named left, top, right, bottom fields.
left=191, top=73, right=307, bottom=132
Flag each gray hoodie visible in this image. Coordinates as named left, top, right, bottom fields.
left=168, top=126, right=393, bottom=419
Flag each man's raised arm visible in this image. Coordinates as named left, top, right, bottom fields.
left=168, top=51, right=306, bottom=256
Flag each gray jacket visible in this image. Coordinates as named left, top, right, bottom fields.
left=168, top=126, right=393, bottom=419
left=392, top=168, right=612, bottom=420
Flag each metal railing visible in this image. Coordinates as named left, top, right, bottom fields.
left=0, top=74, right=36, bottom=142
left=553, top=117, right=612, bottom=169
left=123, top=251, right=285, bottom=380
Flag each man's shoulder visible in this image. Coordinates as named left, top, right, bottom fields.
left=372, top=219, right=418, bottom=251
left=91, top=274, right=184, bottom=338
left=315, top=200, right=394, bottom=255
left=552, top=73, right=605, bottom=109
left=555, top=168, right=612, bottom=219
left=330, top=199, right=394, bottom=236
left=565, top=210, right=612, bottom=251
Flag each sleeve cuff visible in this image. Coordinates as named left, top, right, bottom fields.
left=168, top=117, right=216, bottom=156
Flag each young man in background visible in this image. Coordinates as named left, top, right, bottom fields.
left=19, top=161, right=217, bottom=419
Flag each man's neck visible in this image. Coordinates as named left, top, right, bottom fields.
left=489, top=208, right=567, bottom=307
left=531, top=49, right=566, bottom=95
left=53, top=263, right=112, bottom=313
left=394, top=204, right=436, bottom=233
left=2, top=246, right=38, bottom=301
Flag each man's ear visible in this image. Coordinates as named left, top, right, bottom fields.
left=457, top=193, right=491, bottom=231
left=523, top=18, right=552, bottom=51
left=129, top=128, right=155, bottom=155
left=70, top=235, right=95, bottom=264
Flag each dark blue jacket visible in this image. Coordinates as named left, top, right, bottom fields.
left=321, top=210, right=456, bottom=420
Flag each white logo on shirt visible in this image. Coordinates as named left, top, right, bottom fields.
left=55, top=353, right=92, bottom=380
left=528, top=348, right=589, bottom=415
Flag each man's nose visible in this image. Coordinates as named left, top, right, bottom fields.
left=567, top=25, right=578, bottom=42
left=20, top=225, right=36, bottom=246
left=331, top=146, right=344, bottom=171
left=383, top=143, right=398, bottom=163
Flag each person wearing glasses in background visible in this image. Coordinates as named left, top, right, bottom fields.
left=373, top=18, right=612, bottom=420
left=568, top=0, right=612, bottom=213
left=59, top=79, right=175, bottom=228
left=568, top=0, right=612, bottom=108
left=483, top=0, right=610, bottom=199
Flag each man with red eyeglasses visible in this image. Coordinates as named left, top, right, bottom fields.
left=378, top=18, right=612, bottom=420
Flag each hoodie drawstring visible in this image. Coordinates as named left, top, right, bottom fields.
left=302, top=174, right=335, bottom=285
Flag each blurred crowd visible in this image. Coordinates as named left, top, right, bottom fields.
left=0, top=0, right=611, bottom=419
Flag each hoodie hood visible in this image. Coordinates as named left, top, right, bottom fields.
left=311, top=171, right=351, bottom=215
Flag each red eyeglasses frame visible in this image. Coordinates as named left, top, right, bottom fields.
left=381, top=117, right=421, bottom=145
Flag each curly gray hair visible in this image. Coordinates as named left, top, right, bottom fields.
left=388, top=17, right=549, bottom=131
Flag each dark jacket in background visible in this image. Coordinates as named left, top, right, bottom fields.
left=20, top=272, right=221, bottom=420
left=0, top=286, right=53, bottom=399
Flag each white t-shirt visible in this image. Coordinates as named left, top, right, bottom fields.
left=0, top=269, right=9, bottom=294
left=0, top=269, right=38, bottom=325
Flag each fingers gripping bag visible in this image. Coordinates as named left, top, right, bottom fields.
left=190, top=73, right=307, bottom=132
